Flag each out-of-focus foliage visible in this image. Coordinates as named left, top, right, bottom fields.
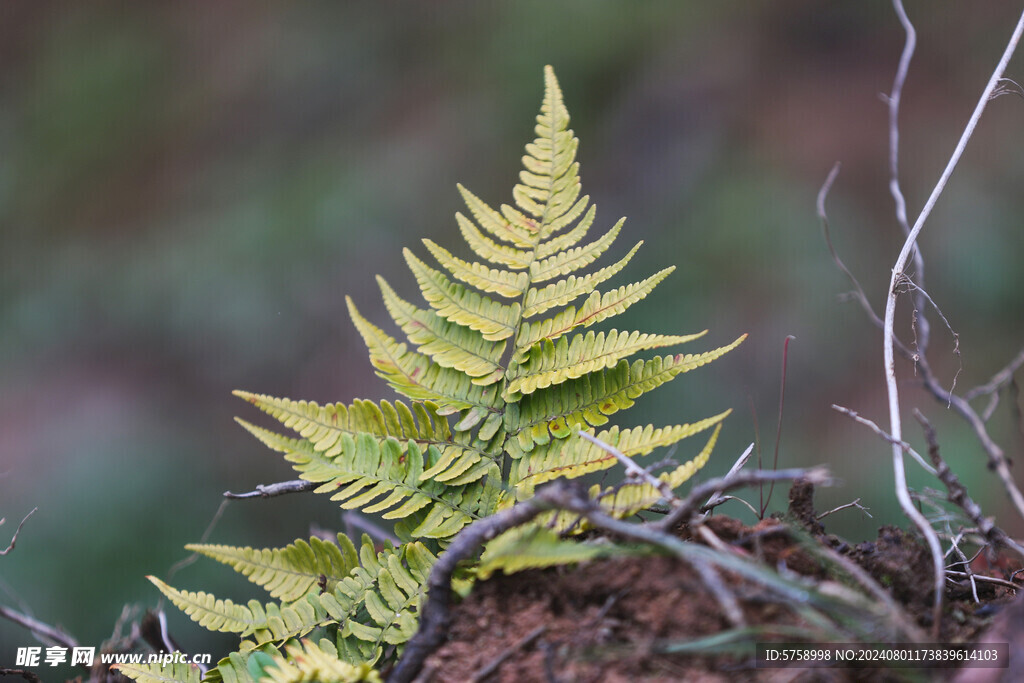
left=2, top=1, right=1023, bottom=669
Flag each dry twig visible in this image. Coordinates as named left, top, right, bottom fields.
left=0, top=508, right=37, bottom=556
left=223, top=479, right=317, bottom=499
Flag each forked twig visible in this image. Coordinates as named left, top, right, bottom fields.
left=0, top=507, right=37, bottom=556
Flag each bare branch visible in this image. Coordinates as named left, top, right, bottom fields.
left=224, top=479, right=317, bottom=499
left=881, top=1, right=1024, bottom=637
left=831, top=404, right=936, bottom=475
left=817, top=498, right=872, bottom=521
left=0, top=604, right=79, bottom=649
left=963, top=347, right=1024, bottom=402
left=913, top=409, right=1024, bottom=558
left=0, top=507, right=37, bottom=556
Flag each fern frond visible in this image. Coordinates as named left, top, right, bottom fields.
left=232, top=392, right=454, bottom=455
left=533, top=202, right=594, bottom=259
left=506, top=329, right=706, bottom=398
left=528, top=219, right=624, bottom=283
left=186, top=534, right=359, bottom=603
left=515, top=266, right=675, bottom=354
left=236, top=421, right=492, bottom=537
left=455, top=212, right=532, bottom=268
left=112, top=661, right=204, bottom=683
left=319, top=537, right=435, bottom=654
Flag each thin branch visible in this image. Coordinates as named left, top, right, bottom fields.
left=0, top=604, right=79, bottom=649
left=817, top=163, right=917, bottom=359
left=887, top=0, right=931, bottom=355
left=223, top=479, right=317, bottom=499
left=761, top=336, right=795, bottom=518
left=913, top=409, right=1024, bottom=558
left=656, top=466, right=831, bottom=532
left=963, top=347, right=1024, bottom=402
left=831, top=404, right=936, bottom=475
left=470, top=625, right=547, bottom=683
left=945, top=570, right=1020, bottom=590
left=882, top=1, right=1024, bottom=637
left=817, top=498, right=872, bottom=521
left=0, top=507, right=37, bottom=556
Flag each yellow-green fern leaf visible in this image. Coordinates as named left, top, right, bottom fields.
left=454, top=212, right=533, bottom=268
left=528, top=219, right=624, bottom=283
left=186, top=534, right=359, bottom=603
left=232, top=392, right=455, bottom=456
left=523, top=240, right=641, bottom=318
left=594, top=423, right=723, bottom=519
left=515, top=265, right=675, bottom=354
left=147, top=576, right=260, bottom=635
left=404, top=249, right=519, bottom=341
left=506, top=329, right=707, bottom=398
left=457, top=183, right=534, bottom=248
left=112, top=661, right=205, bottom=683
left=347, top=297, right=501, bottom=415
left=421, top=239, right=528, bottom=299
left=477, top=526, right=609, bottom=580
left=508, top=337, right=747, bottom=454
left=377, top=277, right=505, bottom=384
left=534, top=202, right=595, bottom=259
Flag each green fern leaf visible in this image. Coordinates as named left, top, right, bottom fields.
left=186, top=533, right=359, bottom=603
left=111, top=661, right=205, bottom=683
left=477, top=526, right=610, bottom=580
left=174, top=66, right=749, bottom=678
left=508, top=336, right=747, bottom=454
left=257, top=639, right=381, bottom=683
left=318, top=536, right=435, bottom=655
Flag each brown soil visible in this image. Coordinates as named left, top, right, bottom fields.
left=418, top=483, right=1021, bottom=682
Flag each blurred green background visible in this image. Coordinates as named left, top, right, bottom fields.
left=3, top=0, right=1023, bottom=666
